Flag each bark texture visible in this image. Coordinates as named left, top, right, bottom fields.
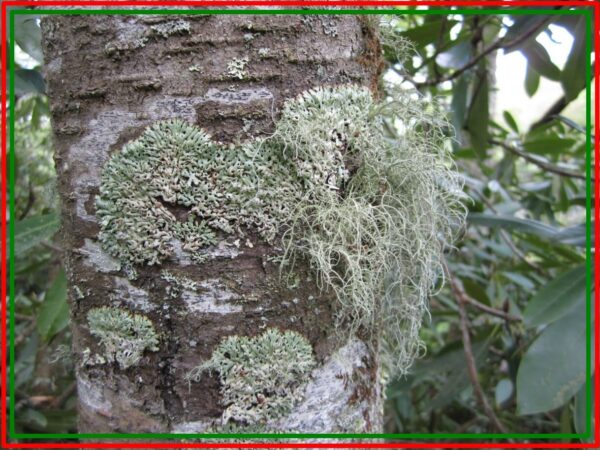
left=40, top=13, right=383, bottom=435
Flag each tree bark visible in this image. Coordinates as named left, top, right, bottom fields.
left=40, top=12, right=383, bottom=435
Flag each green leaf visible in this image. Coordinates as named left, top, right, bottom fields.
left=516, top=306, right=587, bottom=415
left=523, top=264, right=586, bottom=327
left=503, top=111, right=519, bottom=134
left=495, top=378, right=514, bottom=407
left=436, top=41, right=472, bottom=70
left=520, top=39, right=561, bottom=81
left=504, top=15, right=549, bottom=48
left=14, top=68, right=45, bottom=96
left=525, top=64, right=540, bottom=97
left=465, top=64, right=489, bottom=158
left=14, top=212, right=59, bottom=254
left=451, top=74, right=469, bottom=131
left=468, top=213, right=558, bottom=239
left=14, top=15, right=43, bottom=63
left=523, top=134, right=578, bottom=155
left=37, top=270, right=69, bottom=341
left=562, top=16, right=588, bottom=102
left=573, top=382, right=593, bottom=438
left=554, top=223, right=590, bottom=247
left=19, top=408, right=48, bottom=429
left=399, top=19, right=457, bottom=49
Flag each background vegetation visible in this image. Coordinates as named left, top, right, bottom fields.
left=7, top=6, right=594, bottom=441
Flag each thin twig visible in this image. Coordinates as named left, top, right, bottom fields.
left=530, top=64, right=595, bottom=130
left=15, top=320, right=37, bottom=346
left=490, top=138, right=590, bottom=182
left=462, top=295, right=522, bottom=322
left=412, top=16, right=555, bottom=87
left=50, top=381, right=77, bottom=409
left=443, top=260, right=511, bottom=435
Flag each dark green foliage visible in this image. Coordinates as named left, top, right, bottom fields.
left=10, top=9, right=592, bottom=440
left=384, top=10, right=591, bottom=439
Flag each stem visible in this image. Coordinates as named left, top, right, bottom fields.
left=443, top=259, right=511, bottom=435
left=490, top=138, right=589, bottom=182
left=412, top=16, right=554, bottom=87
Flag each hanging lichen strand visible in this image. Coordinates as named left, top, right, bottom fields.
left=96, top=85, right=466, bottom=376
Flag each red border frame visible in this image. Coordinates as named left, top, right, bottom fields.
left=1, top=0, right=598, bottom=448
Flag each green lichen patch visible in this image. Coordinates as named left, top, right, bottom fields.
left=96, top=115, right=338, bottom=266
left=87, top=307, right=159, bottom=370
left=187, top=328, right=315, bottom=425
left=161, top=270, right=198, bottom=298
left=97, top=84, right=466, bottom=376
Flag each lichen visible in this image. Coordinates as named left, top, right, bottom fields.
left=97, top=84, right=466, bottom=377
left=187, top=328, right=315, bottom=425
left=150, top=19, right=191, bottom=38
left=226, top=56, right=249, bottom=80
left=87, top=307, right=159, bottom=369
left=257, top=47, right=270, bottom=58
left=161, top=270, right=198, bottom=298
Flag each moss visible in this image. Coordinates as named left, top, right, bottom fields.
left=87, top=307, right=159, bottom=369
left=187, top=328, right=315, bottom=425
left=97, top=84, right=466, bottom=377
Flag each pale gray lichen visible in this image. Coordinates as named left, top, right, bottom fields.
left=187, top=328, right=315, bottom=425
left=151, top=19, right=191, bottom=38
left=161, top=270, right=198, bottom=298
left=274, top=85, right=466, bottom=376
left=226, top=56, right=249, bottom=80
left=87, top=307, right=159, bottom=369
left=96, top=114, right=338, bottom=266
left=97, top=84, right=466, bottom=377
left=257, top=47, right=270, bottom=58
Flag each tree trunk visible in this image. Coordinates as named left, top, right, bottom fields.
left=40, top=13, right=383, bottom=435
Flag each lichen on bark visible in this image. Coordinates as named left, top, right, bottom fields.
left=87, top=307, right=159, bottom=370
left=187, top=328, right=316, bottom=426
left=97, top=84, right=465, bottom=379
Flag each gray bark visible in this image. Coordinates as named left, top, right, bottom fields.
left=40, top=13, right=383, bottom=435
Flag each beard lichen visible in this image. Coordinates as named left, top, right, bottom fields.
left=87, top=307, right=159, bottom=370
left=186, top=328, right=315, bottom=425
left=97, top=84, right=465, bottom=377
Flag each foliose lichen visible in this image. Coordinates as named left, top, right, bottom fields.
left=161, top=270, right=198, bottom=298
left=87, top=307, right=159, bottom=369
left=97, top=84, right=466, bottom=377
left=226, top=56, right=249, bottom=80
left=187, top=328, right=315, bottom=425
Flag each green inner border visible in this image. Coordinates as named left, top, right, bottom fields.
left=7, top=6, right=595, bottom=442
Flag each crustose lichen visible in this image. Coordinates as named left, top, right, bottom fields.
left=87, top=307, right=159, bottom=370
left=187, top=328, right=315, bottom=425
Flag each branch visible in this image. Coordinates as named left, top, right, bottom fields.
left=462, top=294, right=522, bottom=322
left=443, top=260, right=511, bottom=435
left=490, top=139, right=590, bottom=182
left=530, top=63, right=596, bottom=130
left=414, top=16, right=555, bottom=87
